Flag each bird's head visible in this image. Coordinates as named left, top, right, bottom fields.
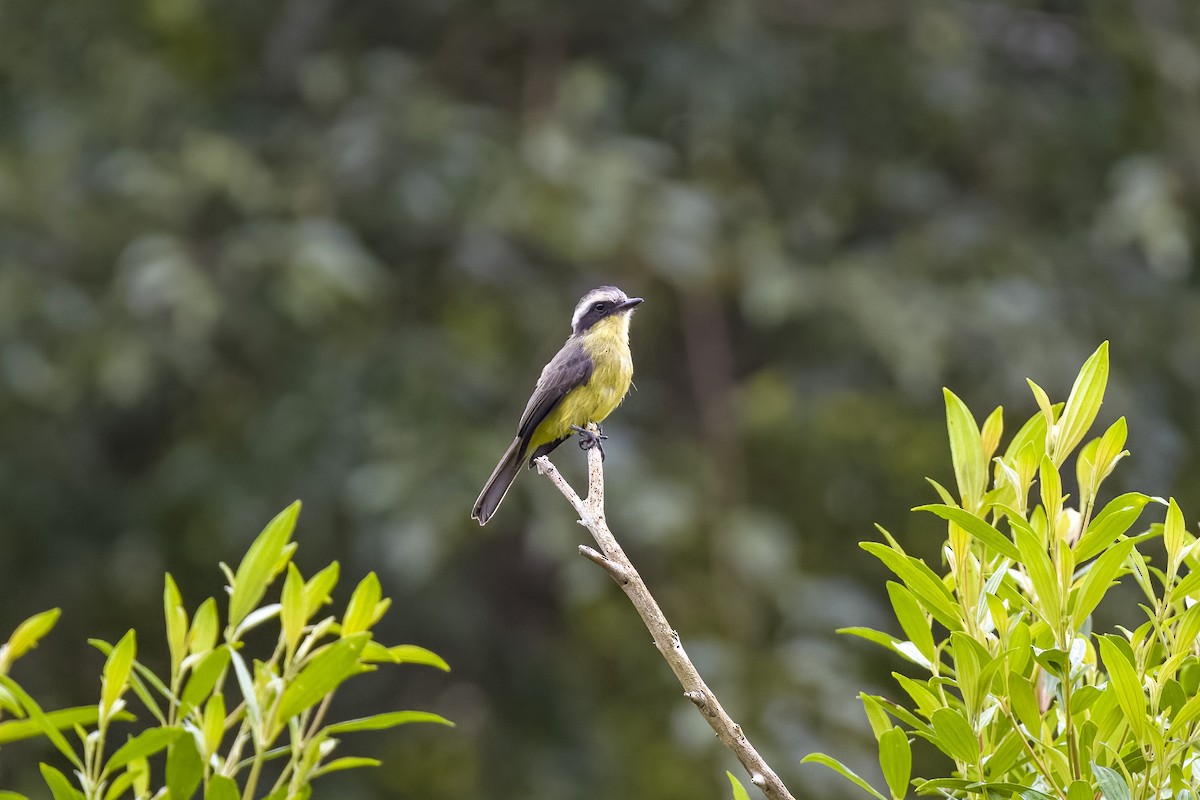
left=570, top=286, right=644, bottom=335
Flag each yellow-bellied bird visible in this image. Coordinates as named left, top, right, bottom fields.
left=472, top=286, right=643, bottom=525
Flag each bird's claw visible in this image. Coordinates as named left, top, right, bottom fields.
left=570, top=425, right=608, bottom=460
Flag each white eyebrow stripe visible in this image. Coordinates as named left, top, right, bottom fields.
left=570, top=288, right=625, bottom=331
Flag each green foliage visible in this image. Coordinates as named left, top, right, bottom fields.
left=0, top=503, right=451, bottom=799
left=808, top=343, right=1200, bottom=798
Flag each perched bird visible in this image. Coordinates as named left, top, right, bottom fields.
left=472, top=286, right=643, bottom=525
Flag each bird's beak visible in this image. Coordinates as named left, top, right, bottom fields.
left=618, top=297, right=644, bottom=311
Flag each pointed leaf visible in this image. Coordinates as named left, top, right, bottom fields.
left=324, top=710, right=453, bottom=734
left=101, top=630, right=136, bottom=720
left=204, top=775, right=240, bottom=800
left=106, top=728, right=183, bottom=772
left=39, top=764, right=83, bottom=800
left=878, top=727, right=911, bottom=800
left=1075, top=493, right=1154, bottom=563
left=930, top=707, right=979, bottom=764
left=801, top=753, right=887, bottom=800
left=228, top=501, right=300, bottom=633
left=165, top=734, right=203, bottom=800
left=1055, top=342, right=1109, bottom=463
left=6, top=609, right=61, bottom=663
left=275, top=633, right=371, bottom=724
left=944, top=389, right=986, bottom=508
left=914, top=505, right=1020, bottom=561
left=726, top=772, right=752, bottom=800
left=1097, top=636, right=1146, bottom=742
left=1093, top=763, right=1132, bottom=800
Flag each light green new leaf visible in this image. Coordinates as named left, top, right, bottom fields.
left=1026, top=379, right=1057, bottom=440
left=839, top=627, right=930, bottom=669
left=5, top=608, right=61, bottom=663
left=1039, top=454, right=1063, bottom=526
left=1054, top=341, right=1108, bottom=464
left=275, top=632, right=371, bottom=723
left=1097, top=636, right=1146, bottom=742
left=282, top=563, right=306, bottom=653
left=101, top=630, right=136, bottom=720
left=861, top=543, right=962, bottom=631
left=342, top=572, right=389, bottom=637
left=180, top=646, right=231, bottom=714
left=1012, top=523, right=1061, bottom=630
left=189, top=598, right=219, bottom=656
left=981, top=405, right=1004, bottom=461
left=1093, top=763, right=1132, bottom=800
left=164, top=575, right=188, bottom=675
left=0, top=791, right=31, bottom=800
left=1071, top=533, right=1155, bottom=629
left=886, top=582, right=935, bottom=665
left=1093, top=416, right=1128, bottom=483
left=0, top=706, right=99, bottom=745
left=944, top=389, right=986, bottom=509
left=726, top=772, right=752, bottom=800
left=204, top=775, right=240, bottom=800
left=929, top=707, right=979, bottom=764
left=1075, top=493, right=1155, bottom=563
left=382, top=644, right=451, bottom=671
left=1066, top=781, right=1093, bottom=800
left=202, top=692, right=225, bottom=756
left=324, top=710, right=453, bottom=734
left=914, top=504, right=1020, bottom=561
left=105, top=728, right=182, bottom=772
left=303, top=562, right=340, bottom=618
left=39, top=764, right=83, bottom=800
left=878, top=727, right=911, bottom=800
left=165, top=734, right=203, bottom=800
left=1164, top=498, right=1186, bottom=572
left=1009, top=670, right=1042, bottom=732
left=312, top=757, right=382, bottom=777
left=801, top=753, right=887, bottom=800
left=228, top=501, right=300, bottom=633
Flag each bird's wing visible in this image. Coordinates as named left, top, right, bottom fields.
left=516, top=337, right=594, bottom=441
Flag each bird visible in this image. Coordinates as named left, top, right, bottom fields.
left=472, top=285, right=643, bottom=525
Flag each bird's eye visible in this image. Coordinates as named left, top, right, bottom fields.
left=593, top=302, right=607, bottom=312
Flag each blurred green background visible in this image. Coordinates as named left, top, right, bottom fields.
left=3, top=0, right=1200, bottom=797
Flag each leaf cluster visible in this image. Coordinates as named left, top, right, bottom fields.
left=806, top=343, right=1200, bottom=799
left=0, top=502, right=451, bottom=800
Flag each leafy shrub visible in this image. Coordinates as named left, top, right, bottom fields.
left=806, top=342, right=1200, bottom=799
left=0, top=501, right=451, bottom=800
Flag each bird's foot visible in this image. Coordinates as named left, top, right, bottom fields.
left=570, top=424, right=608, bottom=460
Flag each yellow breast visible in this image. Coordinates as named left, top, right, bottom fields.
left=529, top=314, right=634, bottom=450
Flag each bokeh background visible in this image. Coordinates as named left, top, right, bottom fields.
left=4, top=1, right=1200, bottom=797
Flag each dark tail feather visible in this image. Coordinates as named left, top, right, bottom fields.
left=472, top=438, right=524, bottom=525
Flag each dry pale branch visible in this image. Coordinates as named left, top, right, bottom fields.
left=534, top=432, right=796, bottom=800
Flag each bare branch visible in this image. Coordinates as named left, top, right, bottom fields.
left=534, top=433, right=796, bottom=800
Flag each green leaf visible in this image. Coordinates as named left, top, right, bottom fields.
left=1093, top=763, right=1132, bottom=800
left=324, top=710, right=454, bottom=734
left=1054, top=341, right=1108, bottom=464
left=1071, top=533, right=1155, bottom=629
left=1012, top=521, right=1061, bottom=630
left=0, top=791, right=31, bottom=800
left=312, top=756, right=382, bottom=777
left=105, top=728, right=182, bottom=772
left=282, top=563, right=306, bottom=653
left=0, top=706, right=99, bottom=745
left=275, top=632, right=370, bottom=724
left=1039, top=454, right=1063, bottom=526
left=914, top=504, right=1020, bottom=561
left=165, top=734, right=204, bottom=800
left=861, top=542, right=962, bottom=631
left=164, top=575, right=188, bottom=676
left=1097, top=636, right=1146, bottom=742
left=202, top=692, right=225, bottom=757
left=1066, top=781, right=1092, bottom=800
left=188, top=597, right=219, bottom=656
left=726, top=771, right=752, bottom=800
left=1164, top=497, right=1186, bottom=571
left=885, top=582, right=935, bottom=665
left=944, top=388, right=986, bottom=509
left=180, top=646, right=231, bottom=715
left=0, top=676, right=82, bottom=770
left=100, top=630, right=136, bottom=720
left=838, top=627, right=930, bottom=669
left=204, top=775, right=240, bottom=800
left=1026, top=379, right=1057, bottom=435
left=342, top=572, right=389, bottom=637
left=5, top=608, right=61, bottom=663
left=1075, top=493, right=1154, bottom=563
left=39, top=764, right=84, bottom=800
left=878, top=727, right=911, bottom=800
left=364, top=644, right=452, bottom=671
left=303, top=562, right=340, bottom=617
left=929, top=707, right=979, bottom=764
left=228, top=501, right=300, bottom=634
left=801, top=753, right=887, bottom=800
